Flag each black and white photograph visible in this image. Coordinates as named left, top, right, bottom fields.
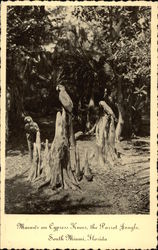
left=4, top=4, right=152, bottom=215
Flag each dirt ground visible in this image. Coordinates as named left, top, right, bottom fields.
left=5, top=133, right=150, bottom=214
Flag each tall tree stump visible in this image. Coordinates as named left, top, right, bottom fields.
left=28, top=142, right=40, bottom=181
left=41, top=139, right=50, bottom=181
left=96, top=100, right=118, bottom=167
left=96, top=114, right=110, bottom=167
left=39, top=109, right=79, bottom=190
left=56, top=84, right=78, bottom=173
left=108, top=116, right=118, bottom=164
left=75, top=145, right=83, bottom=181
left=64, top=109, right=80, bottom=178
left=83, top=149, right=93, bottom=181
left=68, top=113, right=77, bottom=172
left=24, top=116, right=41, bottom=181
left=115, top=103, right=124, bottom=142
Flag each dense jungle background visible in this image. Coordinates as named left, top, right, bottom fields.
left=5, top=6, right=150, bottom=214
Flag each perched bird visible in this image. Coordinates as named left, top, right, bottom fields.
left=56, top=84, right=73, bottom=113
left=24, top=116, right=41, bottom=171
left=56, top=84, right=75, bottom=147
left=24, top=116, right=33, bottom=124
left=24, top=116, right=40, bottom=142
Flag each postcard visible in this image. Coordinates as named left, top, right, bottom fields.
left=1, top=1, right=157, bottom=249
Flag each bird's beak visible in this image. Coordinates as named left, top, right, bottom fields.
left=56, top=85, right=59, bottom=91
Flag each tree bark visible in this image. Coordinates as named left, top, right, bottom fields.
left=27, top=130, right=41, bottom=182
left=115, top=80, right=125, bottom=141
left=86, top=94, right=95, bottom=131
left=75, top=145, right=83, bottom=181
left=69, top=113, right=77, bottom=172
left=41, top=139, right=50, bottom=181
left=115, top=103, right=124, bottom=142
left=108, top=116, right=118, bottom=164
left=96, top=115, right=109, bottom=167
left=83, top=149, right=93, bottom=181
left=38, top=109, right=80, bottom=190
left=27, top=142, right=40, bottom=181
left=96, top=101, right=118, bottom=167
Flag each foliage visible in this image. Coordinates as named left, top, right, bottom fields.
left=71, top=6, right=150, bottom=105
left=6, top=5, right=151, bottom=135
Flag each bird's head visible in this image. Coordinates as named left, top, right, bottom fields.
left=99, top=101, right=105, bottom=115
left=99, top=101, right=105, bottom=107
left=56, top=84, right=65, bottom=92
left=24, top=116, right=33, bottom=124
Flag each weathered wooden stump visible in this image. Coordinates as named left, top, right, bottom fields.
left=49, top=110, right=79, bottom=190
left=75, top=145, right=83, bottom=181
left=41, top=139, right=50, bottom=181
left=24, top=116, right=41, bottom=182
left=107, top=116, right=118, bottom=164
left=96, top=114, right=110, bottom=167
left=96, top=100, right=119, bottom=167
left=37, top=109, right=80, bottom=190
left=28, top=142, right=39, bottom=181
left=83, top=149, right=93, bottom=181
left=115, top=102, right=124, bottom=142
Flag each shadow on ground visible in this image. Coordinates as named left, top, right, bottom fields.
left=5, top=136, right=150, bottom=214
left=5, top=173, right=112, bottom=214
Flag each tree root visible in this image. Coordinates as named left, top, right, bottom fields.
left=38, top=178, right=51, bottom=190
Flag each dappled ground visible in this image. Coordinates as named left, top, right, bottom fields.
left=5, top=128, right=150, bottom=214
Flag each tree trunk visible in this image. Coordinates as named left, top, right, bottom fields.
left=86, top=112, right=91, bottom=130
left=36, top=130, right=41, bottom=175
left=115, top=103, right=124, bottom=142
left=86, top=94, right=95, bottom=130
left=40, top=139, right=50, bottom=181
left=75, top=145, right=83, bottom=181
left=68, top=113, right=80, bottom=180
left=83, top=149, right=93, bottom=181
left=115, top=80, right=125, bottom=141
left=69, top=113, right=77, bottom=172
left=27, top=142, right=40, bottom=181
left=108, top=116, right=118, bottom=164
left=27, top=131, right=41, bottom=182
left=96, top=110, right=118, bottom=167
left=39, top=109, right=79, bottom=190
left=96, top=115, right=109, bottom=167
left=9, top=84, right=25, bottom=129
